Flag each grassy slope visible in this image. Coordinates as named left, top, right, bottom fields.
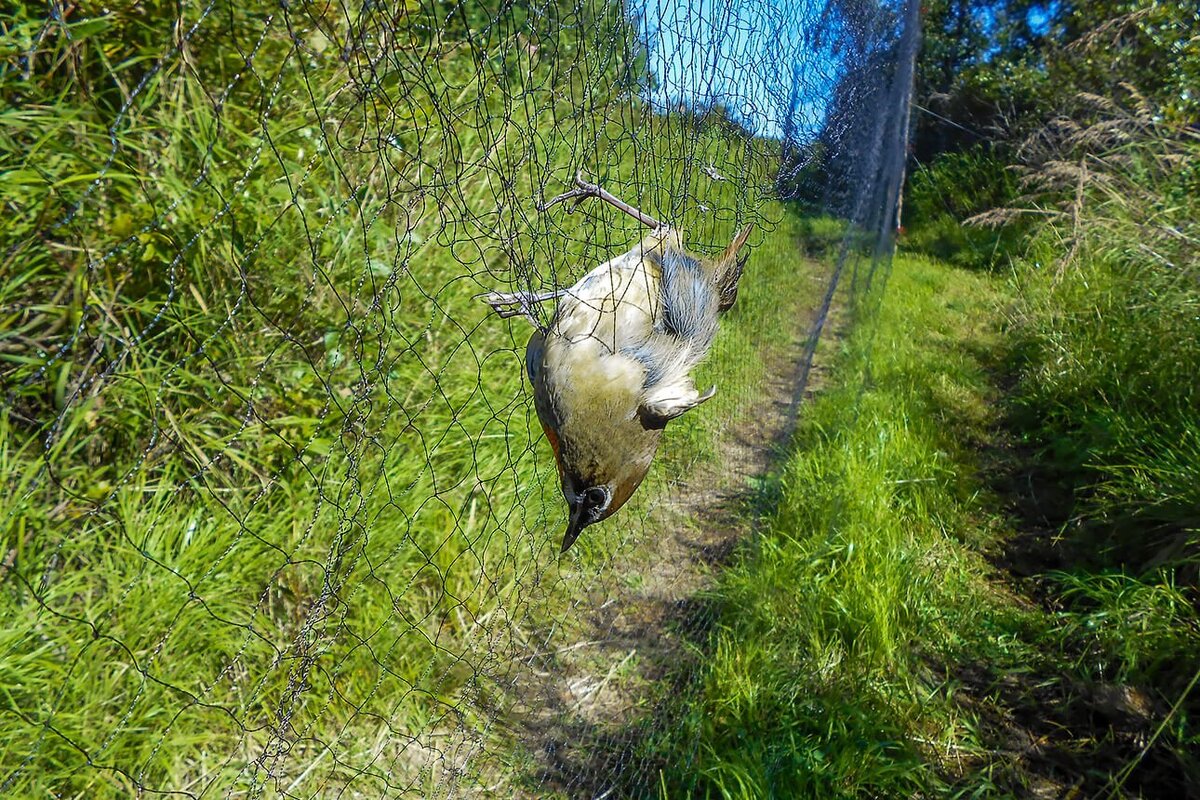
left=652, top=251, right=1199, bottom=798
left=0, top=4, right=814, bottom=796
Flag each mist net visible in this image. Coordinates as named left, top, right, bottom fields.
left=0, top=0, right=917, bottom=795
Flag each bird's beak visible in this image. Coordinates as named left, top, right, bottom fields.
left=561, top=500, right=588, bottom=553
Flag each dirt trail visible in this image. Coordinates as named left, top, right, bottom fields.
left=490, top=260, right=843, bottom=798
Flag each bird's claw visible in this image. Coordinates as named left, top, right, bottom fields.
left=478, top=289, right=568, bottom=320
left=481, top=292, right=531, bottom=318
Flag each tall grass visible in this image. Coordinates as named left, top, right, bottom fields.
left=982, top=96, right=1200, bottom=790
left=649, top=253, right=1021, bottom=798
left=987, top=96, right=1200, bottom=566
left=906, top=94, right=1200, bottom=764
left=0, top=2, right=812, bottom=795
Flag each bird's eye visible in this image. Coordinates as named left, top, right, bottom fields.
left=584, top=486, right=611, bottom=517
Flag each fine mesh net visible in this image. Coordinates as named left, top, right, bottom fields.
left=0, top=0, right=917, bottom=795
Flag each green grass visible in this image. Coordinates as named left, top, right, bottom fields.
left=649, top=250, right=1200, bottom=798
left=11, top=4, right=1196, bottom=797
left=0, top=2, right=818, bottom=795
left=649, top=253, right=1011, bottom=798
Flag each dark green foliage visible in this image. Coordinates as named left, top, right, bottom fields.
left=911, top=0, right=1199, bottom=162
left=1006, top=115, right=1200, bottom=568
left=905, top=0, right=1200, bottom=570
left=1052, top=0, right=1200, bottom=124
left=912, top=0, right=1058, bottom=160
left=903, top=146, right=1026, bottom=269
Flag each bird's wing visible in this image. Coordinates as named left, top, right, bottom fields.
left=641, top=382, right=716, bottom=425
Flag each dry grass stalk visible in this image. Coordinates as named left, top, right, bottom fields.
left=969, top=87, right=1193, bottom=273
left=1066, top=8, right=1155, bottom=53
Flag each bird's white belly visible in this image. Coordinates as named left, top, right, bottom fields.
left=554, top=247, right=661, bottom=354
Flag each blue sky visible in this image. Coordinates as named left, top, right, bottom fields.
left=633, top=0, right=839, bottom=140
left=633, top=0, right=1054, bottom=140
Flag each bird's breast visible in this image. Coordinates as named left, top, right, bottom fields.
left=538, top=332, right=656, bottom=483
left=545, top=336, right=644, bottom=421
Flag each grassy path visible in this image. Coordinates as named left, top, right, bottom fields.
left=645, top=253, right=1191, bottom=799
left=490, top=233, right=838, bottom=798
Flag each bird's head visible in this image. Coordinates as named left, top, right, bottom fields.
left=556, top=456, right=652, bottom=552
left=526, top=330, right=717, bottom=552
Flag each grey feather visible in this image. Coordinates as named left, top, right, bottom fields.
left=625, top=247, right=719, bottom=388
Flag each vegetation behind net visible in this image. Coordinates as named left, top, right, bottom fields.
left=0, top=0, right=917, bottom=795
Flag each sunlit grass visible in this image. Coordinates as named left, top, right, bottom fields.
left=0, top=3, right=819, bottom=794
left=649, top=254, right=1010, bottom=798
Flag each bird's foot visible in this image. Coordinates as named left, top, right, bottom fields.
left=479, top=289, right=567, bottom=319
